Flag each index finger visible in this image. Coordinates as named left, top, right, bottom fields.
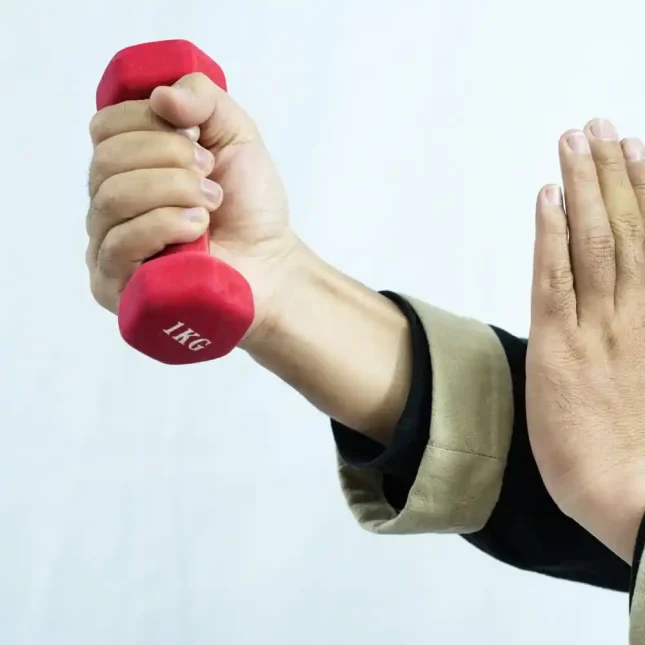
left=89, top=99, right=199, bottom=146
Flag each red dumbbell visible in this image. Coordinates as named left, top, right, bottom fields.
left=96, top=40, right=254, bottom=365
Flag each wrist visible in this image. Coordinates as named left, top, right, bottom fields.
left=238, top=243, right=413, bottom=443
left=238, top=240, right=328, bottom=355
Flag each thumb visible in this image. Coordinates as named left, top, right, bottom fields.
left=149, top=72, right=261, bottom=150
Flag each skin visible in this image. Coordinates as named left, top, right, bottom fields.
left=528, top=118, right=645, bottom=564
left=86, top=73, right=412, bottom=446
left=86, top=74, right=645, bottom=563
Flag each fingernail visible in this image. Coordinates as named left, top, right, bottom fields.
left=567, top=132, right=591, bottom=154
left=183, top=207, right=207, bottom=222
left=194, top=144, right=213, bottom=170
left=545, top=185, right=562, bottom=206
left=590, top=119, right=618, bottom=141
left=177, top=126, right=200, bottom=141
left=202, top=178, right=222, bottom=203
left=623, top=138, right=645, bottom=162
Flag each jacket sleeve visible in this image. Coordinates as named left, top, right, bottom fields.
left=336, top=294, right=514, bottom=535
left=331, top=292, right=630, bottom=594
left=629, top=513, right=645, bottom=643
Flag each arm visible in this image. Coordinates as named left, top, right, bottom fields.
left=242, top=246, right=413, bottom=446
left=86, top=69, right=519, bottom=552
left=87, top=73, right=630, bottom=606
left=246, top=243, right=631, bottom=586
left=244, top=243, right=513, bottom=534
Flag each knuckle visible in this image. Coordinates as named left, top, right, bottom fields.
left=85, top=206, right=95, bottom=237
left=92, top=173, right=123, bottom=217
left=594, top=156, right=625, bottom=174
left=88, top=142, right=113, bottom=197
left=611, top=205, right=645, bottom=240
left=91, top=139, right=111, bottom=173
left=96, top=229, right=124, bottom=278
left=581, top=229, right=615, bottom=255
left=89, top=110, right=107, bottom=145
left=541, top=265, right=574, bottom=294
left=612, top=213, right=644, bottom=240
left=602, top=324, right=622, bottom=353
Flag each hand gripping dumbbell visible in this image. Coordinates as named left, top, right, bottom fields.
left=96, top=40, right=254, bottom=365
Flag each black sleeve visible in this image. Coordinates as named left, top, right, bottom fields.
left=464, top=326, right=630, bottom=592
left=630, top=512, right=645, bottom=610
left=331, top=295, right=630, bottom=594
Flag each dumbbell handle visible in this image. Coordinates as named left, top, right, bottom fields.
left=96, top=40, right=254, bottom=365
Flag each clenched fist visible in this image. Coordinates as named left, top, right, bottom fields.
left=527, top=118, right=645, bottom=563
left=85, top=72, right=302, bottom=345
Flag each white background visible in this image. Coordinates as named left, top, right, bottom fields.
left=0, top=0, right=640, bottom=643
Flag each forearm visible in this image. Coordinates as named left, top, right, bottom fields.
left=241, top=244, right=413, bottom=446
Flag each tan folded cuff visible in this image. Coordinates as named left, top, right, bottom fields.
left=631, top=563, right=645, bottom=644
left=338, top=296, right=514, bottom=535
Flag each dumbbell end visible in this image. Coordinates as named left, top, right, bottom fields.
left=118, top=253, right=255, bottom=365
left=96, top=39, right=227, bottom=110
